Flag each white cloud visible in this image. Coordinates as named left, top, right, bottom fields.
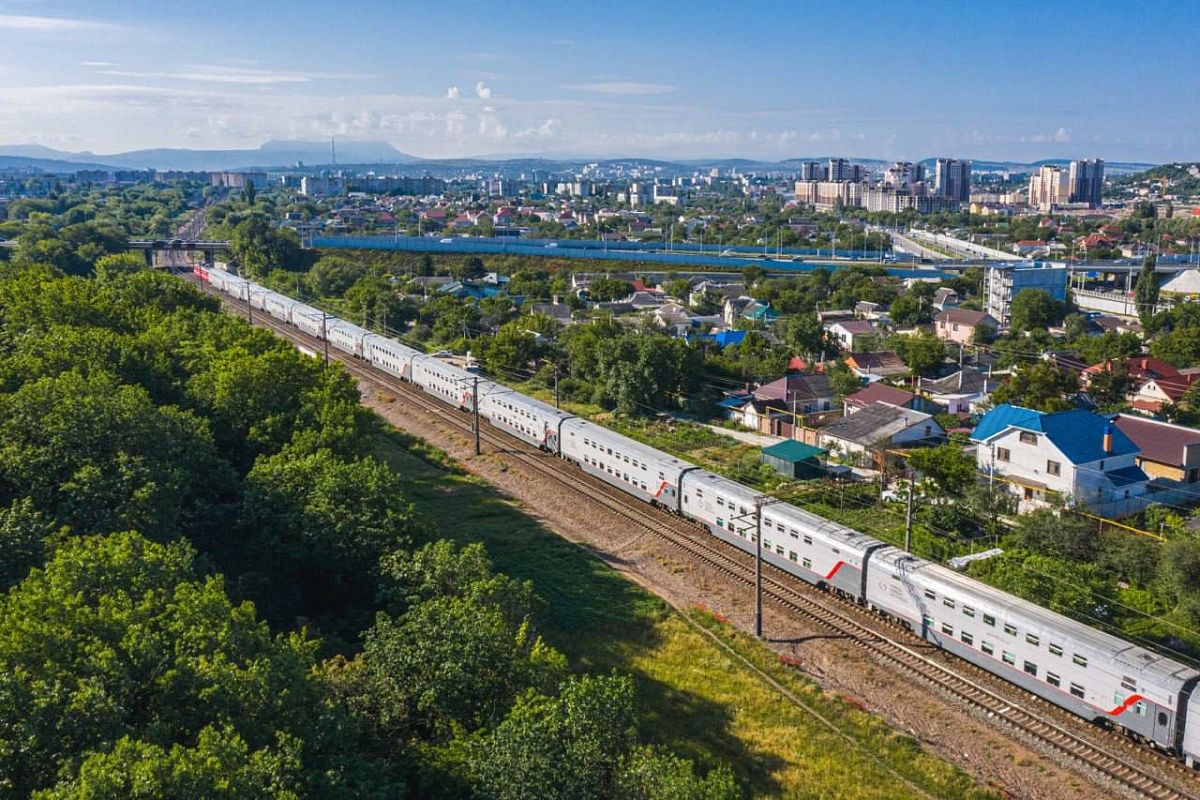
left=80, top=60, right=117, bottom=67
left=561, top=82, right=678, bottom=95
left=1054, top=126, right=1071, bottom=143
left=0, top=14, right=111, bottom=31
left=446, top=85, right=460, bottom=99
left=475, top=81, right=492, bottom=99
left=97, top=65, right=363, bottom=85
left=1021, top=127, right=1072, bottom=144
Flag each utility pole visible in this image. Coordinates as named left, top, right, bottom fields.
left=473, top=375, right=481, bottom=455
left=554, top=366, right=560, bottom=409
left=322, top=314, right=330, bottom=367
left=904, top=472, right=915, bottom=553
left=755, top=500, right=764, bottom=638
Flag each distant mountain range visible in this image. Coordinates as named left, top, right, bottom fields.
left=0, top=140, right=418, bottom=171
left=0, top=140, right=1158, bottom=176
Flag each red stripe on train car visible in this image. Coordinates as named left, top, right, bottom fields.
left=823, top=560, right=847, bottom=580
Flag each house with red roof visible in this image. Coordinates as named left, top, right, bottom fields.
left=843, top=383, right=919, bottom=414
left=1112, top=414, right=1200, bottom=483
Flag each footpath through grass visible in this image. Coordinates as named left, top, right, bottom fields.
left=373, top=428, right=997, bottom=799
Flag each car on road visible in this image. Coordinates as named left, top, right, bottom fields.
left=439, top=238, right=453, bottom=244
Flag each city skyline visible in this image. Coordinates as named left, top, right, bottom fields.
left=1, top=0, right=1196, bottom=163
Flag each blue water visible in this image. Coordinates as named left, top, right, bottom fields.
left=311, top=235, right=949, bottom=280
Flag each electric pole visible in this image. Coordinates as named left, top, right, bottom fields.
left=322, top=314, right=330, bottom=367
left=473, top=375, right=481, bottom=455
left=905, top=471, right=914, bottom=553
left=554, top=366, right=560, bottom=409
left=755, top=499, right=764, bottom=638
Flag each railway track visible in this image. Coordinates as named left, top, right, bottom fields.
left=195, top=276, right=1200, bottom=800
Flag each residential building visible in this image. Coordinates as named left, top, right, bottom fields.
left=1111, top=414, right=1200, bottom=483
left=843, top=383, right=919, bottom=414
left=760, top=440, right=827, bottom=479
left=918, top=368, right=997, bottom=414
left=826, top=319, right=880, bottom=351
left=932, top=287, right=959, bottom=311
left=844, top=351, right=909, bottom=379
left=934, top=159, right=971, bottom=202
left=818, top=402, right=944, bottom=461
left=1028, top=165, right=1070, bottom=210
left=971, top=404, right=1149, bottom=512
left=984, top=261, right=1069, bottom=327
left=753, top=373, right=836, bottom=415
left=1068, top=159, right=1105, bottom=208
left=934, top=308, right=998, bottom=345
left=799, top=161, right=827, bottom=181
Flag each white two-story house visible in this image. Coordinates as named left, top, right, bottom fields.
left=970, top=404, right=1149, bottom=513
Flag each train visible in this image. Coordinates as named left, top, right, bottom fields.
left=195, top=265, right=1200, bottom=766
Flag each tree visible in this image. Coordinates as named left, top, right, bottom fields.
left=774, top=312, right=825, bottom=358
left=229, top=218, right=301, bottom=278
left=1009, top=289, right=1064, bottom=332
left=887, top=293, right=929, bottom=326
left=908, top=443, right=976, bottom=496
left=459, top=256, right=486, bottom=281
left=826, top=362, right=862, bottom=398
left=0, top=497, right=55, bottom=588
left=988, top=360, right=1078, bottom=412
left=892, top=332, right=946, bottom=377
left=0, top=532, right=391, bottom=797
left=93, top=252, right=145, bottom=281
left=468, top=674, right=638, bottom=800
left=243, top=179, right=257, bottom=206
left=1010, top=507, right=1098, bottom=561
left=587, top=275, right=634, bottom=302
left=1086, top=362, right=1132, bottom=411
left=971, top=321, right=996, bottom=345
left=1134, top=254, right=1159, bottom=327
left=613, top=746, right=739, bottom=800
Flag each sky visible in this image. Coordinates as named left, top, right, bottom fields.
left=0, top=0, right=1197, bottom=163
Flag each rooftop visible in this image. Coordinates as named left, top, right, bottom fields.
left=761, top=440, right=827, bottom=463
left=971, top=404, right=1139, bottom=464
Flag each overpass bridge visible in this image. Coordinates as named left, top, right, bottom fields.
left=127, top=239, right=231, bottom=266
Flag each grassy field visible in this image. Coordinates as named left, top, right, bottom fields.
left=372, top=428, right=997, bottom=799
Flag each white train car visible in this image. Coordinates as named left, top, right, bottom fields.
left=867, top=547, right=1200, bottom=753
left=558, top=418, right=696, bottom=511
left=326, top=320, right=371, bottom=358
left=478, top=383, right=575, bottom=451
left=365, top=334, right=422, bottom=382
left=291, top=303, right=326, bottom=338
left=411, top=354, right=478, bottom=410
left=264, top=293, right=295, bottom=323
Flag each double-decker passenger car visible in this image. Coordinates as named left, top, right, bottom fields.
left=559, top=418, right=696, bottom=510
left=477, top=383, right=574, bottom=450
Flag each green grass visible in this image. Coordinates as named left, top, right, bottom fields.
left=372, top=428, right=997, bottom=799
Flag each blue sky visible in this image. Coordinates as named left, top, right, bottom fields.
left=0, top=0, right=1196, bottom=162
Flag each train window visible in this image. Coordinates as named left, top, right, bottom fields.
left=1024, top=661, right=1037, bottom=677
left=659, top=472, right=665, bottom=480
left=803, top=535, right=813, bottom=545
left=696, top=489, right=703, bottom=498
left=775, top=546, right=784, bottom=556
left=960, top=631, right=973, bottom=646
left=1046, top=672, right=1061, bottom=687
left=941, top=623, right=953, bottom=636
left=1072, top=654, right=1087, bottom=668
left=924, top=589, right=936, bottom=600
left=1002, top=651, right=1015, bottom=666
left=716, top=498, right=725, bottom=507
left=789, top=551, right=797, bottom=562
left=981, top=642, right=994, bottom=655
left=1049, top=643, right=1063, bottom=656
left=1069, top=683, right=1085, bottom=699
left=790, top=530, right=799, bottom=540
left=802, top=557, right=812, bottom=569
left=764, top=519, right=773, bottom=530
left=1121, top=677, right=1136, bottom=692
left=983, top=614, right=996, bottom=627
left=1134, top=702, right=1146, bottom=717
left=1159, top=712, right=1169, bottom=726
left=962, top=606, right=975, bottom=617
left=922, top=615, right=934, bottom=628
left=943, top=598, right=955, bottom=609
left=716, top=518, right=725, bottom=528
left=740, top=507, right=748, bottom=516
left=1003, top=623, right=1017, bottom=636
left=763, top=539, right=772, bottom=550
left=1026, top=633, right=1039, bottom=646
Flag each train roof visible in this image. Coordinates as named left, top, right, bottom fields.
left=562, top=417, right=696, bottom=473
left=479, top=381, right=573, bottom=419
left=363, top=333, right=423, bottom=356
left=874, top=547, right=1200, bottom=688
left=326, top=319, right=371, bottom=339
left=292, top=302, right=323, bottom=320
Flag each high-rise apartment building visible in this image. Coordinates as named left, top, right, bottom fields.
left=1068, top=159, right=1104, bottom=208
left=1028, top=165, right=1070, bottom=210
left=800, top=161, right=827, bottom=181
left=934, top=158, right=971, bottom=202
left=826, top=158, right=865, bottom=182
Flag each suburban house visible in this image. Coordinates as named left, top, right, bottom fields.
left=826, top=319, right=881, bottom=351
left=843, top=382, right=920, bottom=414
left=934, top=308, right=999, bottom=345
left=1081, top=357, right=1199, bottom=414
left=970, top=404, right=1149, bottom=512
left=844, top=351, right=909, bottom=379
left=918, top=368, right=998, bottom=414
left=932, top=287, right=959, bottom=311
left=753, top=373, right=836, bottom=414
left=1111, top=414, right=1200, bottom=484
left=529, top=302, right=574, bottom=325
left=818, top=402, right=944, bottom=462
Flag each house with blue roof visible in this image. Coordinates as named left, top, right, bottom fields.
left=970, top=404, right=1149, bottom=513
